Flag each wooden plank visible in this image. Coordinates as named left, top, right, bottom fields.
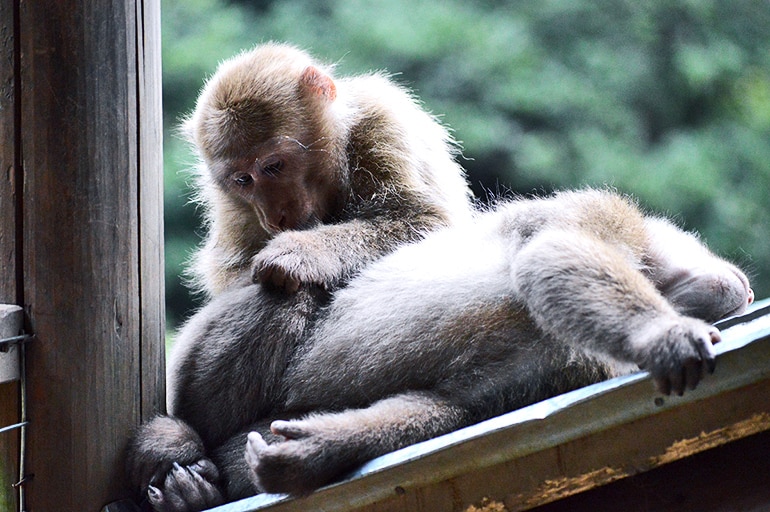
left=213, top=304, right=770, bottom=512
left=0, top=1, right=21, bottom=509
left=0, top=0, right=19, bottom=305
left=136, top=0, right=166, bottom=421
left=528, top=429, right=770, bottom=512
left=17, top=1, right=164, bottom=509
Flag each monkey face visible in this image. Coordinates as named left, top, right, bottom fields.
left=213, top=136, right=345, bottom=235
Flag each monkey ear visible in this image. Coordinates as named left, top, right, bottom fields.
left=300, top=66, right=337, bottom=102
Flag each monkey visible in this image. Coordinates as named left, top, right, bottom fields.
left=183, top=42, right=473, bottom=297
left=241, top=189, right=754, bottom=496
left=127, top=42, right=475, bottom=511
left=128, top=189, right=752, bottom=510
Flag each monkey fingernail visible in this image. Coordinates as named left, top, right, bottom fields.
left=148, top=485, right=161, bottom=499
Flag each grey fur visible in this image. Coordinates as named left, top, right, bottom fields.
left=129, top=189, right=752, bottom=509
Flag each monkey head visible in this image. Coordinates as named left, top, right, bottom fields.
left=185, top=44, right=349, bottom=234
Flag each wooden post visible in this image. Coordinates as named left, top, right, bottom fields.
left=0, top=1, right=165, bottom=510
left=0, top=0, right=22, bottom=509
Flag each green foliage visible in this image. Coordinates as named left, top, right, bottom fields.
left=162, top=0, right=770, bottom=326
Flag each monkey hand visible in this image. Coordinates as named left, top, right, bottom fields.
left=245, top=419, right=342, bottom=496
left=634, top=316, right=719, bottom=396
left=146, top=459, right=224, bottom=512
left=251, top=231, right=345, bottom=293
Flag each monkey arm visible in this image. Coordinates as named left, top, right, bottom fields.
left=251, top=209, right=448, bottom=293
left=510, top=228, right=719, bottom=396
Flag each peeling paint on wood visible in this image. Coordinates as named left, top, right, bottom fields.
left=649, top=412, right=770, bottom=466
left=465, top=497, right=509, bottom=512
left=507, top=467, right=630, bottom=511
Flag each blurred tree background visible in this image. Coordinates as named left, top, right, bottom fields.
left=162, top=0, right=770, bottom=329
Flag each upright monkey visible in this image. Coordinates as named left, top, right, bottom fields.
left=127, top=43, right=474, bottom=510
left=185, top=43, right=472, bottom=296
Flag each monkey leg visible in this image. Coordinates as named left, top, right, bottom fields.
left=642, top=218, right=753, bottom=322
left=244, top=391, right=467, bottom=496
left=126, top=416, right=224, bottom=512
left=168, top=284, right=326, bottom=447
left=511, top=228, right=719, bottom=396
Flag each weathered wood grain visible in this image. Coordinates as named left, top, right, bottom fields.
left=0, top=1, right=21, bottom=508
left=2, top=1, right=166, bottom=509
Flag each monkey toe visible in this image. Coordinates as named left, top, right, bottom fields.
left=245, top=430, right=328, bottom=495
left=245, top=432, right=268, bottom=465
left=270, top=419, right=309, bottom=439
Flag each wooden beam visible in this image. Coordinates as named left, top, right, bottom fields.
left=11, top=1, right=164, bottom=509
left=0, top=0, right=22, bottom=508
left=527, top=429, right=770, bottom=512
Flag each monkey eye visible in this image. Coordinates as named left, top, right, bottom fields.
left=233, top=174, right=254, bottom=187
left=260, top=159, right=283, bottom=177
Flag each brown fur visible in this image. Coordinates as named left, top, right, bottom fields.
left=183, top=43, right=473, bottom=296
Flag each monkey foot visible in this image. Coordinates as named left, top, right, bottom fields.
left=245, top=425, right=333, bottom=496
left=146, top=460, right=224, bottom=512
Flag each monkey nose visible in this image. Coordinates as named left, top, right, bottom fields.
left=277, top=212, right=289, bottom=230
left=265, top=212, right=290, bottom=233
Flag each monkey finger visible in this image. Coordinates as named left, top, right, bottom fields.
left=147, top=485, right=164, bottom=507
left=700, top=329, right=718, bottom=373
left=187, top=467, right=224, bottom=507
left=708, top=326, right=722, bottom=346
left=270, top=419, right=307, bottom=439
left=683, top=358, right=703, bottom=391
left=654, top=374, right=672, bottom=396
left=188, top=458, right=219, bottom=483
left=668, top=366, right=686, bottom=396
